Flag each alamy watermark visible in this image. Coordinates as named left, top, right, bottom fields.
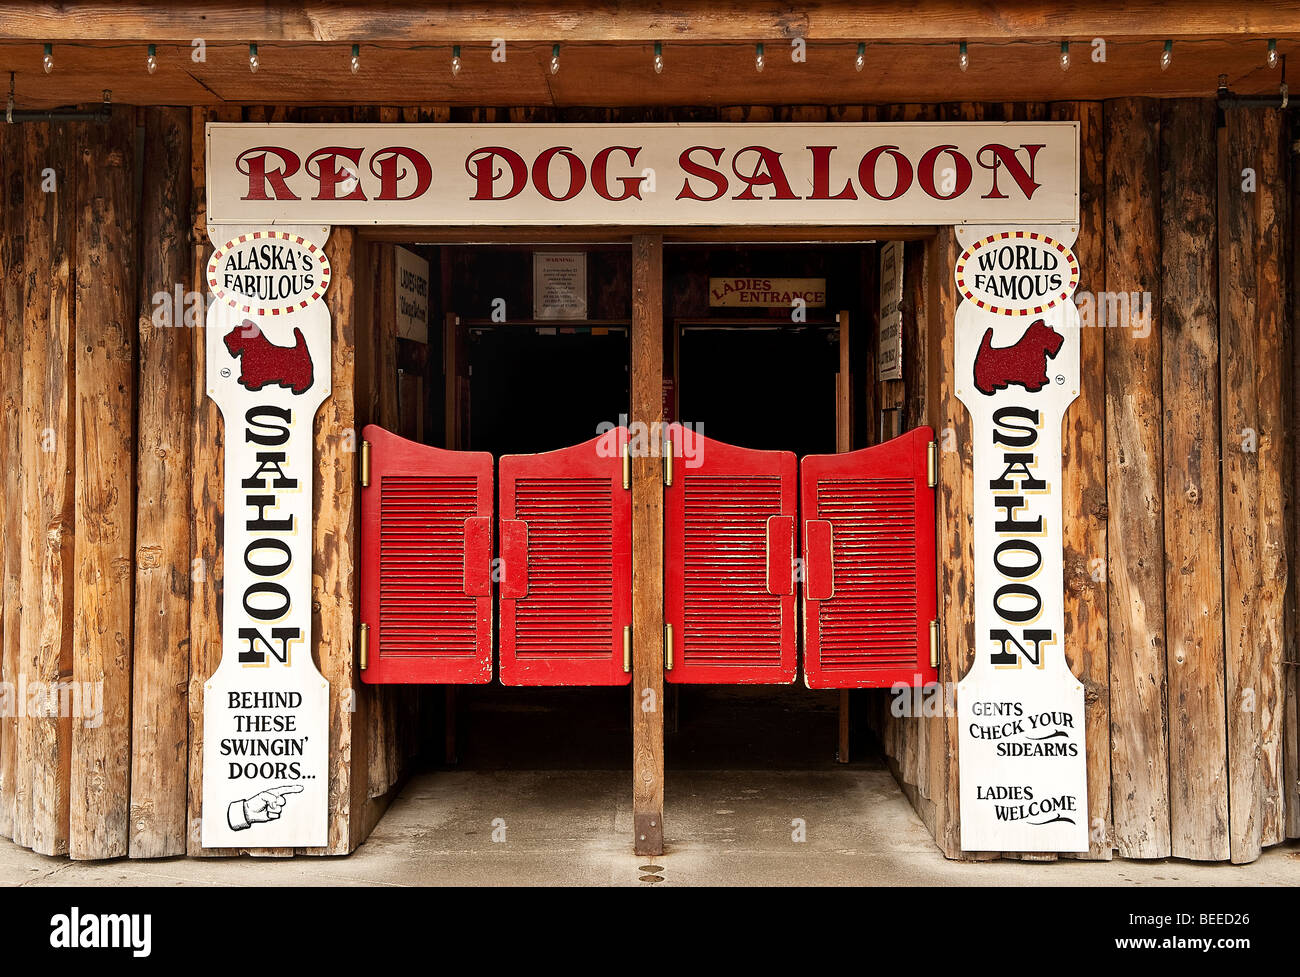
left=0, top=676, right=103, bottom=728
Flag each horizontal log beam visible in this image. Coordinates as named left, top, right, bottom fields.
left=1, top=1, right=1299, bottom=42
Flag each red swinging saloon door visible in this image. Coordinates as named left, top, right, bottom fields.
left=665, top=424, right=797, bottom=683
left=360, top=425, right=494, bottom=684
left=801, top=426, right=938, bottom=689
left=498, top=428, right=632, bottom=686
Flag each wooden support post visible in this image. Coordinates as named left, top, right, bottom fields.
left=1161, top=98, right=1229, bottom=862
left=931, top=224, right=975, bottom=860
left=1218, top=106, right=1288, bottom=863
left=1052, top=100, right=1113, bottom=861
left=306, top=225, right=369, bottom=855
left=1104, top=97, right=1171, bottom=859
left=631, top=233, right=665, bottom=856
left=18, top=120, right=76, bottom=856
left=0, top=119, right=24, bottom=842
left=70, top=107, right=137, bottom=860
left=129, top=106, right=193, bottom=859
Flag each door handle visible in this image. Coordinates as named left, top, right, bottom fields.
left=766, top=515, right=794, bottom=596
left=804, top=519, right=834, bottom=601
left=462, top=516, right=492, bottom=596
left=500, top=519, right=529, bottom=598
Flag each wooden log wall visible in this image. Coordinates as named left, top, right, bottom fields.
left=0, top=98, right=1293, bottom=864
left=874, top=97, right=1295, bottom=864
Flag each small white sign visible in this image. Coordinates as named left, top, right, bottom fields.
left=878, top=309, right=903, bottom=382
left=878, top=241, right=905, bottom=381
left=879, top=239, right=904, bottom=321
left=954, top=226, right=1087, bottom=854
left=394, top=246, right=430, bottom=343
left=533, top=252, right=587, bottom=320
left=201, top=229, right=332, bottom=850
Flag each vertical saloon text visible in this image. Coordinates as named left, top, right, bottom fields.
left=235, top=141, right=1045, bottom=203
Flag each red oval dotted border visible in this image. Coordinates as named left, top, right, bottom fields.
left=954, top=230, right=1079, bottom=317
left=207, top=230, right=331, bottom=316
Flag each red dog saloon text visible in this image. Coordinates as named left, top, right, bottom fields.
left=237, top=142, right=1045, bottom=203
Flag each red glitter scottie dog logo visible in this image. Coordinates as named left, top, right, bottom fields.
left=223, top=321, right=315, bottom=395
left=972, top=318, right=1064, bottom=396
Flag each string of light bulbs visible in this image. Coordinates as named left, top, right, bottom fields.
left=25, top=37, right=1288, bottom=77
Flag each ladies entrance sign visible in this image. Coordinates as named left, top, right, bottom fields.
left=201, top=229, right=332, bottom=849
left=206, top=122, right=1079, bottom=228
left=954, top=228, right=1088, bottom=853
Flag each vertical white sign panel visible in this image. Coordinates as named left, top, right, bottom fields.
left=201, top=229, right=332, bottom=849
left=954, top=227, right=1088, bottom=853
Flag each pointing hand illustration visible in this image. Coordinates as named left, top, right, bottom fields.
left=228, top=785, right=305, bottom=831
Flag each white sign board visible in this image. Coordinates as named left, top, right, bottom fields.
left=878, top=240, right=905, bottom=381
left=953, top=227, right=1088, bottom=853
left=533, top=252, right=588, bottom=320
left=201, top=228, right=332, bottom=849
left=394, top=246, right=430, bottom=343
left=206, top=122, right=1080, bottom=228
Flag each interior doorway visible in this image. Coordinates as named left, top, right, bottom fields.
left=358, top=231, right=933, bottom=805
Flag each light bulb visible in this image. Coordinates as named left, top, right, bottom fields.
left=249, top=43, right=259, bottom=73
left=855, top=42, right=865, bottom=72
left=1268, top=39, right=1279, bottom=70
left=42, top=43, right=53, bottom=74
left=1160, top=40, right=1172, bottom=71
left=452, top=45, right=461, bottom=76
left=1059, top=42, right=1070, bottom=71
left=350, top=44, right=360, bottom=74
left=550, top=44, right=560, bottom=75
left=147, top=44, right=157, bottom=74
left=755, top=43, right=765, bottom=73
left=654, top=42, right=663, bottom=75
left=958, top=41, right=969, bottom=72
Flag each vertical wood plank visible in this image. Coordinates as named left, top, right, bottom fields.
left=70, top=108, right=137, bottom=860
left=631, top=233, right=665, bottom=857
left=1218, top=106, right=1289, bottom=863
left=129, top=106, right=193, bottom=858
left=0, top=121, right=25, bottom=841
left=1053, top=100, right=1113, bottom=861
left=932, top=222, right=973, bottom=860
left=1287, top=105, right=1300, bottom=843
left=305, top=225, right=368, bottom=855
left=18, top=121, right=76, bottom=856
left=187, top=104, right=241, bottom=856
left=1160, top=98, right=1229, bottom=862
left=1104, top=97, right=1171, bottom=859
left=357, top=106, right=391, bottom=802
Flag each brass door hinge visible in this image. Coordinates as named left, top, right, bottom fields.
left=622, top=444, right=631, bottom=490
left=929, top=620, right=939, bottom=669
left=623, top=625, right=632, bottom=672
left=663, top=440, right=673, bottom=487
left=359, top=622, right=370, bottom=670
left=664, top=622, right=674, bottom=670
left=926, top=440, right=937, bottom=488
left=361, top=439, right=371, bottom=487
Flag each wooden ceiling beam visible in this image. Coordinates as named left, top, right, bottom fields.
left=0, top=36, right=1290, bottom=108
left=2, top=1, right=1300, bottom=43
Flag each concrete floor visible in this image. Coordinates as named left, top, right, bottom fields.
left=3, top=767, right=1299, bottom=886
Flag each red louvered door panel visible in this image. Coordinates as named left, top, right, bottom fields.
left=665, top=424, right=796, bottom=684
left=360, top=424, right=494, bottom=684
left=801, top=426, right=937, bottom=689
left=498, top=428, right=632, bottom=686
